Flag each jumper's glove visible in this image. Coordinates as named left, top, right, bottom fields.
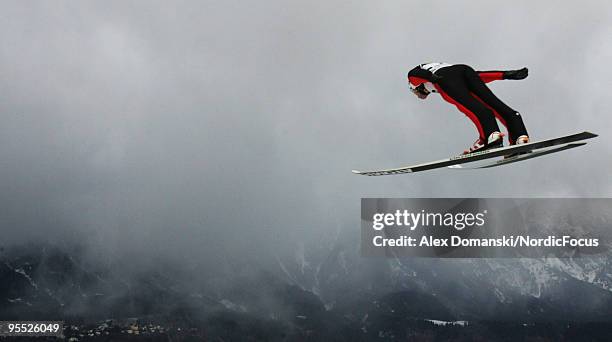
left=503, top=67, right=528, bottom=80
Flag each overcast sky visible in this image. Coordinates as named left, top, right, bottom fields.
left=0, top=1, right=611, bottom=264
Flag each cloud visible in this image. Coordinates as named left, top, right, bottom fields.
left=0, top=1, right=610, bottom=265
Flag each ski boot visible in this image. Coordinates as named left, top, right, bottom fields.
left=463, top=132, right=504, bottom=155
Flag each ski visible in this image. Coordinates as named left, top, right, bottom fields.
left=351, top=131, right=597, bottom=176
left=448, top=142, right=587, bottom=169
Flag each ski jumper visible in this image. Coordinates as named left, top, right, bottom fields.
left=408, top=63, right=528, bottom=144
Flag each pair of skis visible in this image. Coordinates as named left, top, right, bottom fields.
left=352, top=131, right=597, bottom=176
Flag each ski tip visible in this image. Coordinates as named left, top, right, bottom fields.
left=351, top=169, right=413, bottom=176
left=584, top=131, right=598, bottom=138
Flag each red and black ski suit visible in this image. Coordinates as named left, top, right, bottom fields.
left=408, top=63, right=528, bottom=144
